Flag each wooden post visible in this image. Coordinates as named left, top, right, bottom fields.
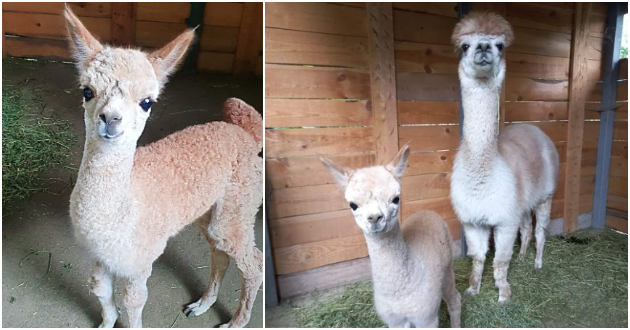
left=265, top=176, right=279, bottom=306
left=563, top=3, right=591, bottom=233
left=367, top=3, right=399, bottom=165
left=592, top=3, right=624, bottom=228
left=110, top=3, right=135, bottom=46
left=234, top=2, right=263, bottom=75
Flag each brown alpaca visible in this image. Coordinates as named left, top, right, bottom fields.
left=64, top=7, right=263, bottom=328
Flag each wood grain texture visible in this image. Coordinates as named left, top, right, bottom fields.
left=233, top=2, right=263, bottom=75
left=563, top=3, right=592, bottom=233
left=3, top=12, right=111, bottom=41
left=269, top=183, right=347, bottom=219
left=395, top=42, right=458, bottom=74
left=198, top=26, right=240, bottom=53
left=2, top=2, right=111, bottom=17
left=611, top=141, right=628, bottom=159
left=265, top=64, right=371, bottom=99
left=605, top=215, right=628, bottom=233
left=505, top=77, right=568, bottom=101
left=265, top=99, right=372, bottom=128
left=392, top=3, right=459, bottom=18
left=196, top=52, right=234, bottom=72
left=135, top=21, right=187, bottom=48
left=110, top=3, right=135, bottom=46
left=265, top=154, right=375, bottom=189
left=506, top=53, right=569, bottom=79
left=393, top=9, right=457, bottom=45
left=204, top=2, right=243, bottom=27
left=266, top=127, right=374, bottom=158
left=607, top=195, right=628, bottom=212
left=404, top=150, right=456, bottom=176
left=608, top=177, right=628, bottom=198
left=506, top=3, right=573, bottom=34
left=401, top=172, right=451, bottom=202
left=511, top=27, right=571, bottom=58
left=367, top=2, right=400, bottom=165
left=398, top=125, right=460, bottom=151
left=273, top=234, right=368, bottom=275
left=265, top=28, right=368, bottom=68
left=265, top=2, right=367, bottom=37
left=3, top=36, right=69, bottom=59
left=401, top=195, right=455, bottom=220
left=397, top=73, right=459, bottom=101
left=613, top=121, right=628, bottom=141
left=505, top=102, right=569, bottom=121
left=136, top=2, right=189, bottom=23
left=398, top=101, right=459, bottom=124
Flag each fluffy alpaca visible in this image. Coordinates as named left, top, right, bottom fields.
left=64, top=7, right=263, bottom=328
left=449, top=12, right=559, bottom=303
left=320, top=144, right=461, bottom=328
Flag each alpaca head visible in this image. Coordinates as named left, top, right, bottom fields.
left=64, top=6, right=195, bottom=148
left=319, top=143, right=410, bottom=235
left=452, top=12, right=513, bottom=81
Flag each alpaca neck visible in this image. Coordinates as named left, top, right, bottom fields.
left=74, top=136, right=136, bottom=223
left=460, top=77, right=502, bottom=167
left=364, top=220, right=417, bottom=295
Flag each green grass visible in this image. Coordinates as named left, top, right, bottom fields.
left=2, top=85, right=75, bottom=213
left=294, top=228, right=628, bottom=328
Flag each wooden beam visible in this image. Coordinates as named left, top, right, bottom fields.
left=233, top=2, right=262, bottom=75
left=563, top=3, right=591, bottom=233
left=110, top=3, right=135, bottom=46
left=367, top=2, right=399, bottom=166
left=592, top=3, right=624, bottom=228
left=265, top=177, right=279, bottom=306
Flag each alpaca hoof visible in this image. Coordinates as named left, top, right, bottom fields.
left=534, top=259, right=542, bottom=269
left=464, top=287, right=479, bottom=296
left=184, top=300, right=211, bottom=317
left=516, top=253, right=525, bottom=262
left=497, top=296, right=510, bottom=304
left=98, top=320, right=115, bottom=328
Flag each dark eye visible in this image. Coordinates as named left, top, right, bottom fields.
left=496, top=44, right=504, bottom=51
left=83, top=87, right=94, bottom=102
left=349, top=202, right=358, bottom=211
left=392, top=196, right=400, bottom=205
left=461, top=44, right=470, bottom=52
left=139, top=98, right=153, bottom=111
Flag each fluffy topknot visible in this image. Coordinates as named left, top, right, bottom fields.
left=451, top=11, right=514, bottom=48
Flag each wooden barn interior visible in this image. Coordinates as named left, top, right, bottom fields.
left=2, top=2, right=263, bottom=75
left=264, top=2, right=628, bottom=304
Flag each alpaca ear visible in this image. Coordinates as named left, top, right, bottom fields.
left=63, top=5, right=103, bottom=69
left=386, top=142, right=410, bottom=179
left=148, top=28, right=196, bottom=88
left=318, top=155, right=354, bottom=189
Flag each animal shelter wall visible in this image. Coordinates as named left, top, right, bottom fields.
left=265, top=2, right=626, bottom=298
left=1, top=2, right=263, bottom=76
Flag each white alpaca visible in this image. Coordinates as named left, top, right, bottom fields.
left=449, top=12, right=559, bottom=303
left=64, top=7, right=263, bottom=328
left=320, top=144, right=462, bottom=328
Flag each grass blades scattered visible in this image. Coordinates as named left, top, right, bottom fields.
left=2, top=85, right=75, bottom=213
left=294, top=229, right=628, bottom=328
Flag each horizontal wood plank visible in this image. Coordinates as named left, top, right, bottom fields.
left=506, top=3, right=573, bottom=34
left=619, top=59, right=628, bottom=80
left=404, top=150, right=456, bottom=176
left=136, top=2, right=189, bottom=23
left=266, top=127, right=374, bottom=158
left=505, top=77, right=568, bottom=101
left=607, top=195, right=628, bottom=213
left=204, top=2, right=243, bottom=27
left=199, top=26, right=240, bottom=53
left=398, top=101, right=458, bottom=124
left=2, top=2, right=111, bottom=17
left=135, top=21, right=187, bottom=48
left=506, top=53, right=569, bottom=79
left=511, top=27, right=571, bottom=58
left=617, top=80, right=628, bottom=101
left=614, top=121, right=628, bottom=141
left=611, top=141, right=628, bottom=158
left=265, top=153, right=375, bottom=189
left=196, top=52, right=234, bottom=72
left=610, top=158, right=628, bottom=178
left=4, top=36, right=69, bottom=59
left=401, top=195, right=455, bottom=220
left=401, top=172, right=451, bottom=202
left=4, top=12, right=111, bottom=41
left=265, top=2, right=367, bottom=37
left=393, top=9, right=457, bottom=45
left=392, top=3, right=458, bottom=18
left=605, top=215, right=628, bottom=233
left=265, top=99, right=372, bottom=128
left=265, top=64, right=371, bottom=99
left=395, top=42, right=458, bottom=74
left=265, top=28, right=368, bottom=68
left=269, top=183, right=347, bottom=219
left=398, top=125, right=460, bottom=151
left=397, top=73, right=459, bottom=101
left=505, top=102, right=568, bottom=121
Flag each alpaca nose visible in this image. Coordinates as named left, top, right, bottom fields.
left=477, top=41, right=491, bottom=52
left=367, top=213, right=384, bottom=223
left=99, top=111, right=122, bottom=125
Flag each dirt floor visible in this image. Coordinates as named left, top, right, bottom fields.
left=2, top=58, right=263, bottom=328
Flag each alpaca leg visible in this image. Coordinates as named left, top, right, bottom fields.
left=462, top=223, right=490, bottom=296
left=492, top=224, right=518, bottom=303
left=89, top=261, right=118, bottom=328
left=122, top=270, right=151, bottom=328
left=534, top=198, right=552, bottom=269
left=185, top=245, right=230, bottom=317
left=517, top=212, right=533, bottom=261
left=442, top=265, right=462, bottom=328
left=219, top=247, right=263, bottom=328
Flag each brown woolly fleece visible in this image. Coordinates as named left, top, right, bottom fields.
left=451, top=11, right=515, bottom=47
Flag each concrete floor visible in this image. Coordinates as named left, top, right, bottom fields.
left=2, top=58, right=263, bottom=328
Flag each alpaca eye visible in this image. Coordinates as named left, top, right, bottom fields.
left=392, top=196, right=400, bottom=205
left=83, top=87, right=94, bottom=102
left=349, top=202, right=358, bottom=211
left=461, top=44, right=470, bottom=51
left=496, top=44, right=504, bottom=51
left=139, top=98, right=153, bottom=111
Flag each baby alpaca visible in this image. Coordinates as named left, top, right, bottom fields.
left=450, top=12, right=559, bottom=303
left=320, top=144, right=461, bottom=328
left=64, top=7, right=263, bottom=328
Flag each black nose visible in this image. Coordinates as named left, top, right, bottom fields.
left=99, top=113, right=122, bottom=125
left=477, top=41, right=491, bottom=52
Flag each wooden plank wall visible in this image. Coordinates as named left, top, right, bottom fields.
left=265, top=2, right=619, bottom=298
left=606, top=57, right=628, bottom=233
left=2, top=2, right=262, bottom=75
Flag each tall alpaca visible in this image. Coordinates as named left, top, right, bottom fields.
left=449, top=12, right=559, bottom=303
left=320, top=144, right=461, bottom=328
left=64, top=7, right=263, bottom=328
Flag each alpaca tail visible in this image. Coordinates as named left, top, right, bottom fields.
left=222, top=98, right=263, bottom=151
